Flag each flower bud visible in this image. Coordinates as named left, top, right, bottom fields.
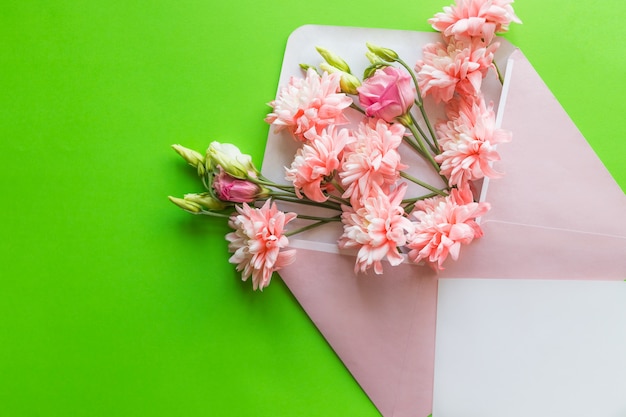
left=363, top=62, right=390, bottom=80
left=319, top=63, right=362, bottom=95
left=365, top=51, right=384, bottom=64
left=206, top=141, right=259, bottom=179
left=366, top=42, right=399, bottom=62
left=172, top=144, right=204, bottom=168
left=299, top=63, right=317, bottom=72
left=168, top=196, right=202, bottom=214
left=315, top=46, right=351, bottom=73
left=213, top=169, right=266, bottom=203
left=184, top=192, right=227, bottom=211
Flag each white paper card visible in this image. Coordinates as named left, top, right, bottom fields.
left=433, top=279, right=626, bottom=417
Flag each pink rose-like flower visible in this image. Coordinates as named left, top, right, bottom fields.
left=415, top=38, right=498, bottom=103
left=226, top=200, right=297, bottom=291
left=340, top=119, right=407, bottom=206
left=357, top=66, right=416, bottom=123
left=265, top=68, right=353, bottom=141
left=407, top=187, right=490, bottom=271
left=339, top=183, right=414, bottom=274
left=429, top=0, right=522, bottom=44
left=213, top=168, right=263, bottom=203
left=285, top=127, right=353, bottom=202
left=435, top=94, right=512, bottom=187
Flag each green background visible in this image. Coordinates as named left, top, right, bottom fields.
left=2, top=1, right=624, bottom=416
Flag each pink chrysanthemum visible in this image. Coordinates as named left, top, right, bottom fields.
left=415, top=38, right=498, bottom=103
left=407, top=187, right=490, bottom=271
left=225, top=200, right=297, bottom=291
left=339, top=183, right=414, bottom=274
left=285, top=127, right=353, bottom=202
left=429, top=0, right=521, bottom=44
left=340, top=119, right=407, bottom=206
left=435, top=94, right=512, bottom=187
left=265, top=68, right=353, bottom=141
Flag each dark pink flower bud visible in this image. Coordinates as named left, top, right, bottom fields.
left=213, top=169, right=263, bottom=203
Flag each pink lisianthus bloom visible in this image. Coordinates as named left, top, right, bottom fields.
left=435, top=94, right=512, bottom=187
left=429, top=0, right=522, bottom=44
left=407, top=186, right=490, bottom=271
left=339, top=183, right=414, bottom=274
left=213, top=168, right=264, bottom=203
left=340, top=119, right=407, bottom=206
left=415, top=38, right=498, bottom=103
left=225, top=200, right=297, bottom=291
left=357, top=66, right=416, bottom=123
left=265, top=68, right=353, bottom=141
left=285, top=127, right=353, bottom=202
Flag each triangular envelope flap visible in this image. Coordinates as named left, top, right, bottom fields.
left=491, top=49, right=626, bottom=234
left=278, top=249, right=438, bottom=417
left=445, top=49, right=626, bottom=280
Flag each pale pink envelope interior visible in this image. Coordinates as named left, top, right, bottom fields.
left=261, top=25, right=626, bottom=417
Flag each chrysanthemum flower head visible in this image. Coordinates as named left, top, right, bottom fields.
left=407, top=187, right=490, bottom=271
left=429, top=0, right=522, bottom=44
left=415, top=38, right=498, bottom=103
left=339, top=183, right=414, bottom=274
left=265, top=68, right=353, bottom=141
left=340, top=119, right=407, bottom=206
left=435, top=94, right=512, bottom=187
left=225, top=200, right=297, bottom=291
left=285, top=126, right=353, bottom=202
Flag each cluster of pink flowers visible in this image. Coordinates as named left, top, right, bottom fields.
left=170, top=0, right=520, bottom=290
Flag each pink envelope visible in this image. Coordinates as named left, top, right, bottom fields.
left=261, top=25, right=626, bottom=417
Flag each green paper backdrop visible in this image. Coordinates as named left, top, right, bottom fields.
left=1, top=1, right=624, bottom=416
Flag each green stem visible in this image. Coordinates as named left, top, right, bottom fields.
left=269, top=194, right=342, bottom=211
left=286, top=219, right=337, bottom=237
left=401, top=192, right=441, bottom=204
left=350, top=102, right=366, bottom=114
left=409, top=112, right=438, bottom=154
left=395, top=57, right=439, bottom=149
left=198, top=210, right=232, bottom=218
left=402, top=118, right=441, bottom=175
left=494, top=61, right=504, bottom=85
left=296, top=214, right=342, bottom=222
left=400, top=171, right=448, bottom=196
left=255, top=175, right=296, bottom=193
left=327, top=193, right=350, bottom=206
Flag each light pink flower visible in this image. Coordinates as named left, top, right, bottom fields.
left=407, top=187, right=490, bottom=271
left=265, top=68, right=353, bottom=141
left=225, top=200, right=297, bottom=291
left=213, top=168, right=263, bottom=203
left=429, top=0, right=522, bottom=44
left=339, top=183, right=414, bottom=274
left=285, top=127, right=353, bottom=202
left=415, top=38, right=498, bottom=103
left=435, top=94, right=511, bottom=187
left=340, top=119, right=407, bottom=206
left=357, top=66, right=416, bottom=123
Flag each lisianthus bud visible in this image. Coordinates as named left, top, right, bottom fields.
left=363, top=62, right=389, bottom=80
left=366, top=42, right=399, bottom=62
left=172, top=144, right=204, bottom=168
left=315, top=46, right=351, bottom=73
left=357, top=66, right=416, bottom=123
left=213, top=169, right=266, bottom=203
left=319, top=63, right=361, bottom=95
left=168, top=196, right=202, bottom=214
left=299, top=63, right=316, bottom=72
left=184, top=192, right=227, bottom=211
left=206, top=141, right=259, bottom=179
left=365, top=51, right=384, bottom=65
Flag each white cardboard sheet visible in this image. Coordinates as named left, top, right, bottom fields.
left=433, top=279, right=626, bottom=417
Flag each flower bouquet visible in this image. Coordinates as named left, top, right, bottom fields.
left=170, top=0, right=521, bottom=291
